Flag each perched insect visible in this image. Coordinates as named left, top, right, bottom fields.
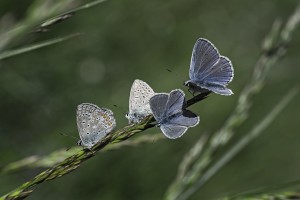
left=149, top=89, right=199, bottom=139
left=184, top=38, right=234, bottom=96
left=76, top=103, right=116, bottom=149
left=126, top=79, right=155, bottom=124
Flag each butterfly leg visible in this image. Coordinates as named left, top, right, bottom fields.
left=187, top=88, right=197, bottom=96
left=188, top=88, right=194, bottom=95
left=82, top=147, right=96, bottom=155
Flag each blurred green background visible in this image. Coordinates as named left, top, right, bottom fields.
left=0, top=0, right=300, bottom=199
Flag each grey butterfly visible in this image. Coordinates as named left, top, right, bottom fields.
left=77, top=103, right=116, bottom=149
left=126, top=79, right=155, bottom=124
left=149, top=89, right=199, bottom=139
left=184, top=38, right=234, bottom=96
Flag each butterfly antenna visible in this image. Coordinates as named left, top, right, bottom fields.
left=65, top=146, right=72, bottom=151
left=59, top=132, right=79, bottom=152
left=165, top=68, right=186, bottom=83
left=59, top=132, right=79, bottom=141
left=113, top=104, right=127, bottom=115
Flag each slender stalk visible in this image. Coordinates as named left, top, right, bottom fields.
left=0, top=0, right=108, bottom=58
left=0, top=93, right=208, bottom=200
left=178, top=88, right=298, bottom=200
left=0, top=134, right=164, bottom=174
left=226, top=179, right=300, bottom=200
left=0, top=33, right=80, bottom=60
left=165, top=3, right=300, bottom=200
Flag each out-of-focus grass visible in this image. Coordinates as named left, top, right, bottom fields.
left=178, top=88, right=298, bottom=200
left=0, top=133, right=164, bottom=174
left=165, top=3, right=300, bottom=200
left=0, top=0, right=107, bottom=60
left=0, top=33, right=80, bottom=60
left=0, top=92, right=209, bottom=199
left=0, top=0, right=299, bottom=200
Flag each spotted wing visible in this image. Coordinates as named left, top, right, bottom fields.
left=127, top=79, right=155, bottom=123
left=77, top=103, right=116, bottom=148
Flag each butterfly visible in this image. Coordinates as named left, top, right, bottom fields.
left=126, top=79, right=155, bottom=124
left=184, top=38, right=234, bottom=96
left=76, top=103, right=116, bottom=149
left=149, top=89, right=199, bottom=139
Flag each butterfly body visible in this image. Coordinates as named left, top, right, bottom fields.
left=76, top=103, right=116, bottom=149
left=186, top=38, right=234, bottom=96
left=126, top=79, right=155, bottom=124
left=150, top=89, right=199, bottom=139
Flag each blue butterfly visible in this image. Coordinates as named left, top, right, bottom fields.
left=184, top=38, right=234, bottom=96
left=149, top=89, right=199, bottom=139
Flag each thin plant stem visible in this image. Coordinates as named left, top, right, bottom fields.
left=177, top=88, right=298, bottom=200
left=0, top=93, right=208, bottom=200
left=165, top=3, right=300, bottom=200
left=0, top=134, right=164, bottom=174
left=0, top=33, right=80, bottom=60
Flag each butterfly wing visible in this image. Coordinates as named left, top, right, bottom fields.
left=164, top=89, right=185, bottom=117
left=149, top=93, right=169, bottom=122
left=168, top=110, right=200, bottom=127
left=160, top=108, right=199, bottom=139
left=200, top=56, right=234, bottom=86
left=160, top=124, right=188, bottom=139
left=199, top=84, right=233, bottom=96
left=127, top=79, right=155, bottom=123
left=189, top=38, right=220, bottom=81
left=77, top=103, right=116, bottom=149
left=151, top=90, right=199, bottom=139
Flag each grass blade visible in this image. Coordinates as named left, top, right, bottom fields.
left=0, top=33, right=80, bottom=60
left=177, top=88, right=299, bottom=200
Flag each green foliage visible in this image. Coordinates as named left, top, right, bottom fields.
left=0, top=1, right=300, bottom=200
